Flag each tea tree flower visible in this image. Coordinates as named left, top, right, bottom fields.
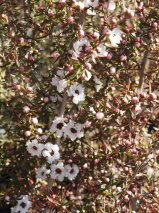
left=109, top=27, right=123, bottom=46
left=42, top=143, right=60, bottom=164
left=11, top=195, right=32, bottom=213
left=26, top=139, right=44, bottom=157
left=50, top=162, right=66, bottom=182
left=93, top=75, right=103, bottom=92
left=65, top=164, right=79, bottom=180
left=67, top=84, right=85, bottom=104
left=63, top=120, right=84, bottom=141
left=52, top=76, right=67, bottom=93
left=36, top=165, right=50, bottom=180
left=50, top=117, right=68, bottom=138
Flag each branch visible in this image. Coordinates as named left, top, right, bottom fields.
left=138, top=51, right=149, bottom=94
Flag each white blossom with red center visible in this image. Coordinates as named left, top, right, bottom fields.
left=65, top=164, right=79, bottom=180
left=36, top=164, right=50, bottom=180
left=26, top=139, right=44, bottom=157
left=50, top=117, right=68, bottom=138
left=67, top=84, right=85, bottom=104
left=11, top=195, right=32, bottom=213
left=63, top=120, right=84, bottom=141
left=50, top=162, right=66, bottom=182
left=42, top=143, right=60, bottom=164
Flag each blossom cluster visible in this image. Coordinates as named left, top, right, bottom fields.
left=11, top=195, right=32, bottom=213
left=50, top=117, right=84, bottom=140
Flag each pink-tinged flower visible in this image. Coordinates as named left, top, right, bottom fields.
left=84, top=121, right=91, bottom=128
left=31, top=117, right=38, bottom=125
left=78, top=29, right=85, bottom=38
left=43, top=97, right=49, bottom=103
left=63, top=120, right=84, bottom=141
left=85, top=63, right=92, bottom=70
left=107, top=0, right=116, bottom=11
left=65, top=164, right=79, bottom=180
left=50, top=162, right=66, bottom=182
left=68, top=17, right=75, bottom=24
left=132, top=97, right=139, bottom=104
left=96, top=112, right=104, bottom=120
left=23, top=106, right=30, bottom=113
left=52, top=51, right=60, bottom=58
left=37, top=128, right=43, bottom=134
left=149, top=93, right=157, bottom=100
left=25, top=131, right=31, bottom=137
left=102, top=2, right=109, bottom=8
left=110, top=66, right=116, bottom=74
left=120, top=55, right=127, bottom=61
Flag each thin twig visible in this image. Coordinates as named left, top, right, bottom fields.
left=138, top=51, right=149, bottom=94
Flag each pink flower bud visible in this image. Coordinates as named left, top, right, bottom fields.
left=84, top=121, right=91, bottom=128
left=25, top=131, right=31, bottom=137
left=43, top=97, right=49, bottom=103
left=37, top=128, right=43, bottom=134
left=27, top=87, right=33, bottom=92
left=92, top=32, right=99, bottom=38
left=96, top=112, right=104, bottom=120
left=5, top=196, right=10, bottom=201
left=85, top=63, right=92, bottom=70
left=102, top=2, right=109, bottom=8
left=107, top=53, right=113, bottom=59
left=28, top=55, right=34, bottom=61
left=19, top=66, right=24, bottom=72
left=67, top=65, right=74, bottom=72
left=78, top=29, right=84, bottom=38
left=120, top=55, right=127, bottom=61
left=25, top=77, right=30, bottom=83
left=149, top=93, right=157, bottom=100
left=15, top=85, right=21, bottom=90
left=105, top=102, right=111, bottom=108
left=113, top=107, right=119, bottom=113
left=23, top=106, right=30, bottom=113
left=132, top=97, right=139, bottom=104
left=52, top=51, right=60, bottom=58
left=83, top=163, right=88, bottom=168
left=31, top=117, right=38, bottom=125
left=67, top=17, right=75, bottom=24
left=110, top=66, right=116, bottom=74
left=122, top=97, right=129, bottom=104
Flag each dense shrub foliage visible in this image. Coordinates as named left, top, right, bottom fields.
left=0, top=0, right=159, bottom=212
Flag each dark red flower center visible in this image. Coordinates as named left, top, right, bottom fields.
left=71, top=128, right=77, bottom=133
left=56, top=122, right=64, bottom=130
left=56, top=168, right=62, bottom=174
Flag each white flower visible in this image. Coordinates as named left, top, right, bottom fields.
left=50, top=117, right=68, bottom=138
left=63, top=120, right=84, bottom=141
left=147, top=167, right=154, bottom=178
left=72, top=38, right=91, bottom=58
left=52, top=76, right=67, bottom=93
left=50, top=162, right=66, bottom=182
left=97, top=44, right=108, bottom=57
left=65, top=164, right=79, bottom=180
left=36, top=165, right=50, bottom=180
left=26, top=139, right=44, bottom=157
left=76, top=0, right=99, bottom=9
left=96, top=112, right=104, bottom=120
left=109, top=27, right=123, bottom=46
left=67, top=84, right=85, bottom=104
left=42, top=143, right=60, bottom=164
left=108, top=0, right=116, bottom=11
left=93, top=75, right=103, bottom=92
left=12, top=195, right=32, bottom=213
